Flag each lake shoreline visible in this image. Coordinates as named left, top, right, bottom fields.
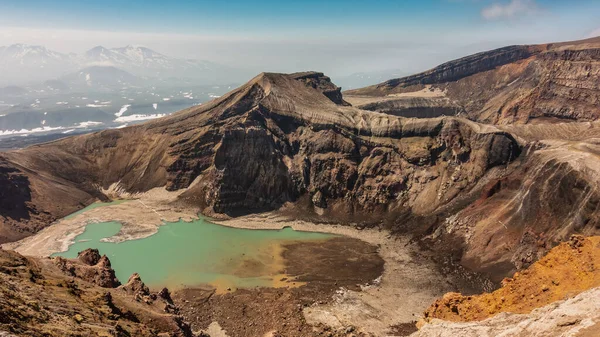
left=213, top=213, right=456, bottom=333
left=2, top=191, right=459, bottom=335
left=2, top=188, right=201, bottom=257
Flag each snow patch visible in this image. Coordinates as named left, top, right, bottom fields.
left=0, top=126, right=65, bottom=136
left=114, top=113, right=165, bottom=123
left=115, top=104, right=131, bottom=117
left=77, top=121, right=103, bottom=128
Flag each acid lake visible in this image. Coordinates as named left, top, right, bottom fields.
left=53, top=209, right=334, bottom=291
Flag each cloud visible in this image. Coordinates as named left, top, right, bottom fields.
left=481, top=0, right=540, bottom=20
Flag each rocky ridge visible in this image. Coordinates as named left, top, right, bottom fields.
left=346, top=36, right=600, bottom=125
left=0, top=247, right=192, bottom=337
left=54, top=248, right=121, bottom=288
left=0, top=71, right=518, bottom=243
left=1, top=66, right=599, bottom=283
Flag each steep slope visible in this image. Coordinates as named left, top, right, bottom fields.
left=346, top=36, right=600, bottom=124
left=413, top=287, right=600, bottom=337
left=0, top=247, right=192, bottom=336
left=434, top=136, right=600, bottom=279
left=0, top=72, right=518, bottom=246
left=422, top=235, right=600, bottom=323
left=2, top=70, right=599, bottom=285
left=413, top=235, right=600, bottom=337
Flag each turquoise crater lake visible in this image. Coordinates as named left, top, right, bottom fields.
left=53, top=211, right=334, bottom=291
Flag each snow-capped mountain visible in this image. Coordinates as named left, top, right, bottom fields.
left=90, top=45, right=172, bottom=68
left=0, top=44, right=247, bottom=86
left=0, top=44, right=71, bottom=65
left=83, top=45, right=220, bottom=79
left=0, top=44, right=76, bottom=85
left=84, top=46, right=131, bottom=66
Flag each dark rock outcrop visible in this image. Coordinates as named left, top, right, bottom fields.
left=357, top=97, right=463, bottom=118
left=54, top=248, right=121, bottom=288
left=0, top=71, right=520, bottom=228
left=370, top=45, right=535, bottom=91
left=291, top=71, right=350, bottom=106
left=119, top=272, right=150, bottom=298
left=0, top=249, right=192, bottom=337
left=77, top=247, right=102, bottom=265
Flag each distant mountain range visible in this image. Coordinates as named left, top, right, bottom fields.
left=59, top=66, right=143, bottom=91
left=0, top=44, right=249, bottom=86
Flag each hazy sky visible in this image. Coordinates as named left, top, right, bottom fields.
left=1, top=0, right=599, bottom=77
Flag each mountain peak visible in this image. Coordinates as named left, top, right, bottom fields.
left=123, top=44, right=147, bottom=50
left=85, top=45, right=109, bottom=56
left=0, top=42, right=239, bottom=86
left=7, top=43, right=40, bottom=48
left=241, top=71, right=346, bottom=104
left=0, top=43, right=66, bottom=60
left=88, top=45, right=108, bottom=51
left=4, top=43, right=48, bottom=52
left=148, top=71, right=352, bottom=131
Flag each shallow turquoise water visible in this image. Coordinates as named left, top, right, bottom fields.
left=54, top=213, right=333, bottom=290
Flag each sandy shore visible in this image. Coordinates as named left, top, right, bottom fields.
left=2, top=187, right=201, bottom=257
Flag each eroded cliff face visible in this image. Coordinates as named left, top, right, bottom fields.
left=0, top=157, right=96, bottom=243
left=346, top=37, right=600, bottom=125
left=54, top=248, right=121, bottom=288
left=356, top=96, right=463, bottom=119
left=0, top=69, right=598, bottom=284
left=425, top=136, right=600, bottom=281
left=363, top=45, right=536, bottom=94
left=0, top=72, right=519, bottom=236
